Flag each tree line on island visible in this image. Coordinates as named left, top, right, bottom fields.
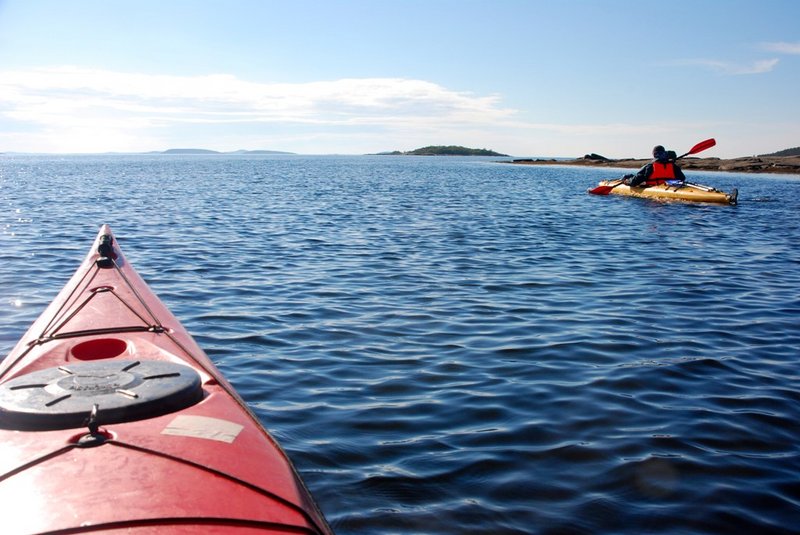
left=376, top=145, right=509, bottom=157
left=760, top=147, right=800, bottom=157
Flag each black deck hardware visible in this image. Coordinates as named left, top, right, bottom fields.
left=0, top=360, right=203, bottom=431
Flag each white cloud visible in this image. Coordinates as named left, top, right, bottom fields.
left=761, top=41, right=800, bottom=55
left=0, top=66, right=513, bottom=129
left=670, top=41, right=799, bottom=76
left=0, top=66, right=790, bottom=157
left=673, top=58, right=779, bottom=75
left=0, top=66, right=533, bottom=152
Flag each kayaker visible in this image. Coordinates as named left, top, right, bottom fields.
left=626, top=145, right=686, bottom=187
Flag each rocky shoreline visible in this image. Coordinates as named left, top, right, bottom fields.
left=507, top=154, right=800, bottom=175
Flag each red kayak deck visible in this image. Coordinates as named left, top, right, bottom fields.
left=0, top=226, right=332, bottom=534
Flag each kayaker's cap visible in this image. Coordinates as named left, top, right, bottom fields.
left=652, top=145, right=668, bottom=161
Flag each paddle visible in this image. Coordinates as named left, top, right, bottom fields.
left=677, top=138, right=716, bottom=159
left=588, top=138, right=716, bottom=195
left=587, top=178, right=628, bottom=196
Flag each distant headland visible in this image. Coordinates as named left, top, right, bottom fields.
left=507, top=147, right=800, bottom=175
left=375, top=145, right=509, bottom=157
left=152, top=149, right=295, bottom=155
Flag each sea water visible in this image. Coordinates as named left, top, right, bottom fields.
left=1, top=154, right=799, bottom=534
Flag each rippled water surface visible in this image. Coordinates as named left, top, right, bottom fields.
left=2, top=154, right=800, bottom=533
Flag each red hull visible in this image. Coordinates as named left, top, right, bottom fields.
left=0, top=226, right=332, bottom=534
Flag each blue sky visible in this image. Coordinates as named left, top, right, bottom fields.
left=1, top=0, right=798, bottom=157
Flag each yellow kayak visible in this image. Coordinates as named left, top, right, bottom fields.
left=590, top=180, right=738, bottom=205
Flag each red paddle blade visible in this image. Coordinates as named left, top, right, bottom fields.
left=588, top=185, right=615, bottom=195
left=686, top=138, right=716, bottom=156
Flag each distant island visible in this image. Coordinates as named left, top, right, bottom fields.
left=376, top=145, right=509, bottom=157
left=760, top=147, right=800, bottom=157
left=154, top=149, right=295, bottom=155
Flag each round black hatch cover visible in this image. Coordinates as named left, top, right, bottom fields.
left=0, top=360, right=203, bottom=431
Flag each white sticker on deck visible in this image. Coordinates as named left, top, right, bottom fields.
left=162, top=415, right=244, bottom=443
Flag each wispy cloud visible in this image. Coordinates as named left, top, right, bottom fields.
left=672, top=58, right=779, bottom=75
left=0, top=67, right=519, bottom=152
left=0, top=66, right=780, bottom=157
left=761, top=41, right=800, bottom=55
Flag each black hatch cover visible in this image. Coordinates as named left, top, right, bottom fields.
left=0, top=360, right=203, bottom=431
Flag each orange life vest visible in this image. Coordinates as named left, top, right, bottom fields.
left=647, top=162, right=676, bottom=185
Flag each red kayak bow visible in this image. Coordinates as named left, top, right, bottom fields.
left=0, top=225, right=333, bottom=534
